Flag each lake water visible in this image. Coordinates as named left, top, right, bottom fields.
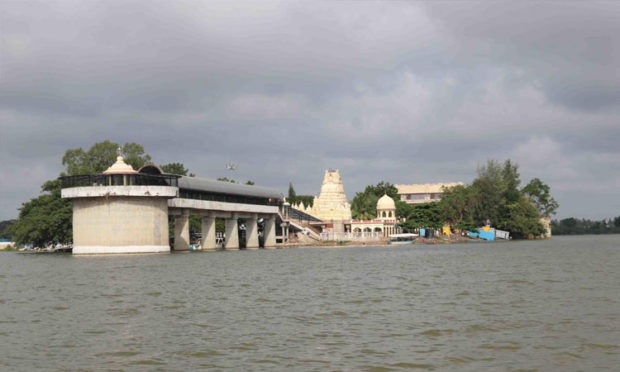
left=1, top=235, right=619, bottom=371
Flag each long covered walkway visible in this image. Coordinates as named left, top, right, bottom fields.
left=141, top=165, right=285, bottom=251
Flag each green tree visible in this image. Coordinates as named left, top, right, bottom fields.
left=288, top=182, right=296, bottom=202
left=121, top=142, right=152, bottom=171
left=470, top=177, right=502, bottom=226
left=552, top=216, right=620, bottom=235
left=522, top=178, right=559, bottom=216
left=161, top=162, right=189, bottom=176
left=395, top=200, right=413, bottom=221
left=497, top=196, right=544, bottom=239
left=292, top=195, right=314, bottom=208
left=469, top=159, right=524, bottom=227
left=437, top=158, right=558, bottom=238
left=245, top=180, right=255, bottom=185
left=0, top=219, right=16, bottom=239
left=502, top=159, right=521, bottom=204
left=439, top=184, right=471, bottom=225
left=62, top=140, right=151, bottom=175
left=10, top=180, right=72, bottom=246
left=472, top=159, right=515, bottom=225
left=190, top=216, right=202, bottom=237
left=438, top=184, right=479, bottom=231
left=409, top=202, right=443, bottom=228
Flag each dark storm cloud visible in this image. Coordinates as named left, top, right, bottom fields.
left=1, top=0, right=619, bottom=220
left=423, top=1, right=620, bottom=112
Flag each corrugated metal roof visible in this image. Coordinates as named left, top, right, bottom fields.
left=177, top=176, right=283, bottom=200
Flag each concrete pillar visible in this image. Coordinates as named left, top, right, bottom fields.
left=246, top=214, right=259, bottom=249
left=264, top=215, right=276, bottom=248
left=280, top=223, right=289, bottom=244
left=224, top=214, right=239, bottom=250
left=174, top=210, right=190, bottom=251
left=201, top=215, right=217, bottom=251
left=284, top=224, right=289, bottom=243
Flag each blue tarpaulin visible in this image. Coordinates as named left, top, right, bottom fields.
left=467, top=228, right=495, bottom=241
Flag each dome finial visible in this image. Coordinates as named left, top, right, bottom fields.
left=103, top=146, right=138, bottom=175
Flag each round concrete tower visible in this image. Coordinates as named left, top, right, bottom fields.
left=60, top=152, right=179, bottom=254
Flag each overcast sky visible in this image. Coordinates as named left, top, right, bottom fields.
left=1, top=1, right=619, bottom=220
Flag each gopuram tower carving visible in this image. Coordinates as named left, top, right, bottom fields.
left=297, top=169, right=352, bottom=221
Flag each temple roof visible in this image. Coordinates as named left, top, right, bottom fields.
left=102, top=155, right=138, bottom=175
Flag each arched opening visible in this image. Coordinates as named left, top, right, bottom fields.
left=374, top=227, right=382, bottom=233
left=353, top=227, right=361, bottom=233
left=388, top=211, right=392, bottom=218
left=138, top=163, right=164, bottom=175
left=363, top=227, right=372, bottom=233
left=382, top=211, right=386, bottom=218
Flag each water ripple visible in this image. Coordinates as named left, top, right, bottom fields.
left=1, top=236, right=619, bottom=370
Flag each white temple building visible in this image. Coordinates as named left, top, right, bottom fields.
left=293, top=169, right=351, bottom=221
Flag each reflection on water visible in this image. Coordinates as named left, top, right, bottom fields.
left=1, top=235, right=619, bottom=371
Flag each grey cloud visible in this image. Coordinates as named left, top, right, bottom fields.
left=422, top=1, right=620, bottom=112
left=1, top=1, right=620, bottom=220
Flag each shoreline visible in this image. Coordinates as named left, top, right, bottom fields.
left=7, top=236, right=500, bottom=254
left=278, top=235, right=490, bottom=249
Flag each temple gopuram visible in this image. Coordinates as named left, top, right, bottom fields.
left=291, top=170, right=399, bottom=239
left=293, top=169, right=351, bottom=222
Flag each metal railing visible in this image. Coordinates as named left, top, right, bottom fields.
left=178, top=190, right=280, bottom=206
left=287, top=207, right=322, bottom=222
left=59, top=173, right=180, bottom=188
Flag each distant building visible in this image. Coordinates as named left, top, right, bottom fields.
left=396, top=182, right=463, bottom=204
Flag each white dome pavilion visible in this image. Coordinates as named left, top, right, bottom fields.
left=377, top=194, right=396, bottom=221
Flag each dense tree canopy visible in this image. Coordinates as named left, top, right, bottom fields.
left=399, top=202, right=443, bottom=231
left=0, top=219, right=15, bottom=239
left=522, top=178, right=559, bottom=216
left=161, top=162, right=189, bottom=176
left=552, top=217, right=620, bottom=235
left=438, top=184, right=477, bottom=231
left=437, top=159, right=550, bottom=238
left=10, top=180, right=72, bottom=246
left=62, top=140, right=151, bottom=176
